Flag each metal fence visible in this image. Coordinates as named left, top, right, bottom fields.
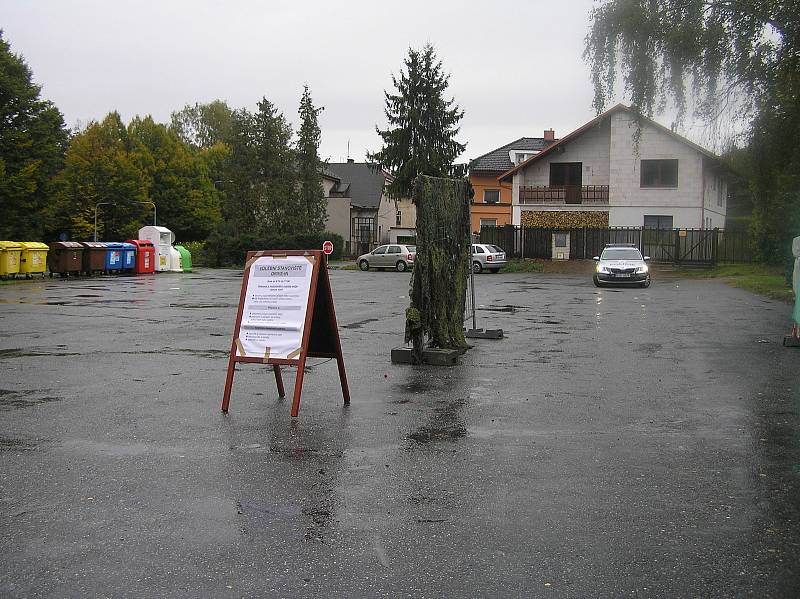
left=478, top=226, right=754, bottom=265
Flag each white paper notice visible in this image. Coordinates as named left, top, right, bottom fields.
left=237, top=255, right=314, bottom=360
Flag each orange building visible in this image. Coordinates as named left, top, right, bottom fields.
left=469, top=131, right=556, bottom=233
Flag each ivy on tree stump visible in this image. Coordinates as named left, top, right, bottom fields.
left=405, top=175, right=471, bottom=363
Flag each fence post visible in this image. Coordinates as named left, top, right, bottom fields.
left=674, top=229, right=681, bottom=264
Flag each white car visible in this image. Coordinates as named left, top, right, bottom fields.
left=357, top=244, right=416, bottom=272
left=593, top=244, right=651, bottom=288
left=471, top=244, right=506, bottom=273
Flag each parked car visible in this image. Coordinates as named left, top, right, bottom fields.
left=592, top=244, right=651, bottom=288
left=471, top=244, right=506, bottom=273
left=357, top=244, right=416, bottom=272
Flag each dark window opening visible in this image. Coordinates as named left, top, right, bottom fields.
left=641, top=159, right=678, bottom=187
left=643, top=215, right=673, bottom=229
left=484, top=189, right=500, bottom=204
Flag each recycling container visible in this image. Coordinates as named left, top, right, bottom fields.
left=18, top=242, right=49, bottom=278
left=80, top=242, right=107, bottom=275
left=125, top=239, right=155, bottom=274
left=138, top=226, right=182, bottom=272
left=47, top=241, right=84, bottom=277
left=102, top=242, right=124, bottom=273
left=174, top=245, right=192, bottom=272
left=0, top=241, right=22, bottom=279
left=120, top=242, right=137, bottom=272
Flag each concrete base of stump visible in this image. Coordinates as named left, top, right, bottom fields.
left=391, top=347, right=462, bottom=365
left=466, top=328, right=504, bottom=339
left=783, top=335, right=800, bottom=347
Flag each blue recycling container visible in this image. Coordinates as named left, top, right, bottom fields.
left=102, top=242, right=124, bottom=273
left=120, top=242, right=136, bottom=272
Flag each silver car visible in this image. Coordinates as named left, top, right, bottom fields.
left=592, top=244, right=651, bottom=288
left=471, top=244, right=506, bottom=273
left=357, top=244, right=416, bottom=272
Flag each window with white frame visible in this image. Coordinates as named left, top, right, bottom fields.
left=480, top=218, right=497, bottom=229
left=483, top=189, right=500, bottom=204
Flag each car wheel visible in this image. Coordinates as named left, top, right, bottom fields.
left=593, top=275, right=603, bottom=288
left=358, top=260, right=369, bottom=271
left=641, top=276, right=651, bottom=288
left=396, top=260, right=407, bottom=272
left=472, top=261, right=483, bottom=274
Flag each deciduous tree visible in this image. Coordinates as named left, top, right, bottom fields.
left=0, top=31, right=68, bottom=239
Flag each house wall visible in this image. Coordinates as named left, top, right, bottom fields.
left=376, top=194, right=397, bottom=244
left=470, top=173, right=513, bottom=231
left=608, top=112, right=705, bottom=229
left=512, top=110, right=727, bottom=230
left=324, top=197, right=351, bottom=247
left=519, top=118, right=611, bottom=187
left=394, top=196, right=417, bottom=229
left=701, top=158, right=727, bottom=229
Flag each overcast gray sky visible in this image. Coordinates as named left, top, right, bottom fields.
left=3, top=0, right=612, bottom=162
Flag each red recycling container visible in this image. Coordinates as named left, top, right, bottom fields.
left=125, top=239, right=155, bottom=274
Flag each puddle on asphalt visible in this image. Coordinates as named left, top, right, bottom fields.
left=0, top=437, right=39, bottom=451
left=342, top=318, right=380, bottom=329
left=0, top=347, right=79, bottom=359
left=169, top=303, right=237, bottom=309
left=0, top=389, right=61, bottom=409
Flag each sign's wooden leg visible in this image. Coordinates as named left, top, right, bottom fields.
left=336, top=356, right=350, bottom=404
left=273, top=364, right=285, bottom=398
left=290, top=356, right=307, bottom=417
left=221, top=357, right=236, bottom=413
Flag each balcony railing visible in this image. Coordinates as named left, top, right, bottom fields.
left=519, top=185, right=609, bottom=205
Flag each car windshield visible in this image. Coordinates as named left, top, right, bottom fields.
left=407, top=246, right=416, bottom=252
left=488, top=245, right=503, bottom=253
left=601, top=248, right=642, bottom=260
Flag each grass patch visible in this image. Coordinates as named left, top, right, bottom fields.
left=498, top=259, right=544, bottom=273
left=676, top=263, right=794, bottom=303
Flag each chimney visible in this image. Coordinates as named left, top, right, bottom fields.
left=347, top=158, right=355, bottom=163
left=544, top=129, right=555, bottom=141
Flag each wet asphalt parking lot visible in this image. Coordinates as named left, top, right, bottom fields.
left=0, top=267, right=799, bottom=598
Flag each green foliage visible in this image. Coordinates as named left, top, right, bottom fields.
left=368, top=45, right=465, bottom=199
left=48, top=112, right=150, bottom=240
left=203, top=228, right=344, bottom=267
left=499, top=260, right=545, bottom=273
left=296, top=84, right=327, bottom=232
left=0, top=31, right=69, bottom=240
left=179, top=241, right=207, bottom=266
left=49, top=112, right=222, bottom=241
left=406, top=176, right=470, bottom=362
left=676, top=263, right=793, bottom=302
left=585, top=1, right=800, bottom=263
left=170, top=100, right=234, bottom=150
left=219, top=99, right=298, bottom=235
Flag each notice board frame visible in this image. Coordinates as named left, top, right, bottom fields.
left=221, top=249, right=350, bottom=417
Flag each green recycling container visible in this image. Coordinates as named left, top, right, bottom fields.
left=174, top=245, right=192, bottom=272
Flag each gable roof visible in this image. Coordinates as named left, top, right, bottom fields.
left=326, top=162, right=388, bottom=209
left=498, top=104, right=721, bottom=183
left=470, top=137, right=555, bottom=174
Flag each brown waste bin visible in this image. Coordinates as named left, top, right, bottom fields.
left=48, top=242, right=84, bottom=277
left=80, top=242, right=107, bottom=275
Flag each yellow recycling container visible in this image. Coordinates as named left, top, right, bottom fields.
left=0, top=241, right=22, bottom=279
left=18, top=242, right=49, bottom=278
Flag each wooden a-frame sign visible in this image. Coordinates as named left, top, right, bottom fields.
left=221, top=249, right=350, bottom=417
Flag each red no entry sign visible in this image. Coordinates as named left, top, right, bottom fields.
left=322, top=240, right=334, bottom=255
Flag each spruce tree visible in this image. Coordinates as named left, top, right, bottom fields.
left=296, top=84, right=326, bottom=232
left=368, top=44, right=465, bottom=199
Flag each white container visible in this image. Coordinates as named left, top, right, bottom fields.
left=138, top=226, right=183, bottom=272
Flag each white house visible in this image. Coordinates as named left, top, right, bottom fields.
left=498, top=104, right=728, bottom=231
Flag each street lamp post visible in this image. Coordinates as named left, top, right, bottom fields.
left=135, top=201, right=157, bottom=226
